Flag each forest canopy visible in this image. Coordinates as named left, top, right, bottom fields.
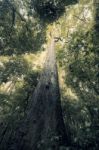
left=31, top=0, right=78, bottom=22
left=0, top=0, right=99, bottom=150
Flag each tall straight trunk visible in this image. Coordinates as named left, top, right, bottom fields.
left=94, top=0, right=99, bottom=34
left=0, top=39, right=69, bottom=150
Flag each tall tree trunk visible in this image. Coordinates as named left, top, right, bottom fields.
left=0, top=39, right=69, bottom=150
left=94, top=0, right=99, bottom=35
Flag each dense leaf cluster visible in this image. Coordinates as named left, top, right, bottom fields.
left=0, top=0, right=45, bottom=125
left=57, top=2, right=99, bottom=148
left=32, top=0, right=78, bottom=22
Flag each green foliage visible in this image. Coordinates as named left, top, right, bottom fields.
left=0, top=0, right=46, bottom=55
left=0, top=0, right=44, bottom=129
left=59, top=25, right=99, bottom=150
left=0, top=57, right=28, bottom=83
left=67, top=29, right=99, bottom=95
left=56, top=1, right=99, bottom=149
left=1, top=0, right=99, bottom=149
left=0, top=56, right=40, bottom=122
left=32, top=0, right=78, bottom=22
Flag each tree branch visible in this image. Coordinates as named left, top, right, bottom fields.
left=73, top=15, right=87, bottom=23
left=6, top=0, right=27, bottom=22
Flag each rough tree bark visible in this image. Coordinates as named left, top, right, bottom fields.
left=94, top=0, right=99, bottom=32
left=0, top=39, right=69, bottom=150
